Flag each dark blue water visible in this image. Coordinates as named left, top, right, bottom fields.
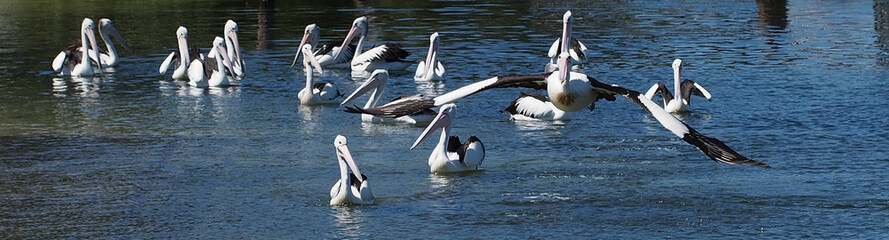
left=1, top=0, right=888, bottom=238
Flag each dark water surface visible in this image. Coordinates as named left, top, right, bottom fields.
left=1, top=0, right=888, bottom=238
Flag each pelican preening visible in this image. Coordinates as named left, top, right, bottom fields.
left=502, top=92, right=573, bottom=121
left=341, top=69, right=436, bottom=124
left=410, top=104, right=486, bottom=173
left=330, top=135, right=374, bottom=206
left=224, top=20, right=245, bottom=80
left=292, top=24, right=356, bottom=69
left=297, top=44, right=343, bottom=105
left=52, top=18, right=103, bottom=77
left=414, top=32, right=445, bottom=81
left=159, top=26, right=200, bottom=80
left=545, top=11, right=590, bottom=73
left=187, top=37, right=231, bottom=88
left=644, top=59, right=712, bottom=113
left=333, top=16, right=412, bottom=73
left=344, top=52, right=769, bottom=167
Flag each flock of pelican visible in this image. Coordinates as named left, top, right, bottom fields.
left=52, top=11, right=768, bottom=206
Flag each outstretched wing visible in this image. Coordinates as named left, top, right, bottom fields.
left=680, top=79, right=712, bottom=104
left=644, top=81, right=674, bottom=106
left=344, top=95, right=435, bottom=118
left=587, top=76, right=768, bottom=167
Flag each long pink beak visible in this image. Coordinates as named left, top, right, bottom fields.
left=410, top=110, right=450, bottom=150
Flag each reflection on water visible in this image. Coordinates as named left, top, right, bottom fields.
left=331, top=206, right=365, bottom=239
left=256, top=0, right=275, bottom=50
left=756, top=0, right=788, bottom=30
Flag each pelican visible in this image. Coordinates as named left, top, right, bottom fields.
left=291, top=24, right=356, bottom=69
left=341, top=69, right=436, bottom=124
left=502, top=92, right=573, bottom=121
left=159, top=26, right=201, bottom=80
left=414, top=32, right=445, bottom=81
left=90, top=18, right=132, bottom=67
left=330, top=135, right=374, bottom=206
left=644, top=59, right=712, bottom=113
left=223, top=20, right=245, bottom=80
left=187, top=37, right=231, bottom=88
left=51, top=18, right=103, bottom=77
left=297, top=44, right=343, bottom=105
left=544, top=11, right=590, bottom=73
left=345, top=51, right=769, bottom=167
left=410, top=104, right=485, bottom=173
left=332, top=16, right=412, bottom=73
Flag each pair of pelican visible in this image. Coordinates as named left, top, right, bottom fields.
left=293, top=17, right=414, bottom=75
left=159, top=20, right=245, bottom=87
left=52, top=18, right=132, bottom=77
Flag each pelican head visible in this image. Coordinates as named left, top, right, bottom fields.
left=176, top=26, right=190, bottom=64
left=334, top=135, right=363, bottom=184
left=561, top=11, right=573, bottom=54
left=557, top=52, right=571, bottom=83
left=211, top=36, right=230, bottom=66
left=410, top=103, right=455, bottom=150
left=672, top=58, right=682, bottom=86
left=333, top=16, right=368, bottom=60
left=98, top=18, right=132, bottom=52
left=292, top=24, right=320, bottom=67
left=82, top=18, right=103, bottom=70
left=342, top=69, right=388, bottom=105
left=224, top=20, right=243, bottom=77
left=300, top=44, right=323, bottom=74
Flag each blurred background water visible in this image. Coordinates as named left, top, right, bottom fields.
left=1, top=0, right=888, bottom=238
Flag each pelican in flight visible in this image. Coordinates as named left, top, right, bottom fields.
left=410, top=104, right=485, bottom=173
left=341, top=69, right=436, bottom=124
left=187, top=37, right=231, bottom=88
left=291, top=24, right=356, bottom=69
left=332, top=16, right=412, bottom=73
left=297, top=44, right=342, bottom=105
left=159, top=26, right=201, bottom=80
left=544, top=11, right=590, bottom=73
left=502, top=92, right=573, bottom=121
left=330, top=135, right=374, bottom=206
left=414, top=32, right=445, bottom=81
left=223, top=20, right=245, bottom=80
left=644, top=59, right=712, bottom=113
left=90, top=18, right=132, bottom=67
left=52, top=18, right=103, bottom=77
left=345, top=52, right=769, bottom=167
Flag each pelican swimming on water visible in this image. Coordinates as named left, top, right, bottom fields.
left=341, top=69, right=436, bottom=124
left=291, top=24, right=356, bottom=69
left=159, top=26, right=201, bottom=80
left=502, top=92, right=573, bottom=121
left=544, top=11, right=590, bottom=73
left=90, top=18, right=132, bottom=67
left=414, top=32, right=445, bottom=81
left=644, top=59, right=712, bottom=113
left=346, top=50, right=769, bottom=167
left=332, top=16, right=412, bottom=73
left=187, top=37, right=231, bottom=88
left=52, top=18, right=103, bottom=77
left=330, top=135, right=374, bottom=206
left=223, top=20, right=245, bottom=80
left=296, top=44, right=343, bottom=105
left=410, top=104, right=485, bottom=173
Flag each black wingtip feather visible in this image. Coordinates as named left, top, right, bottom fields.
left=682, top=127, right=770, bottom=168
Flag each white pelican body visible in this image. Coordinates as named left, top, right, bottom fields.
left=187, top=37, right=231, bottom=88
left=414, top=32, right=445, bottom=81
left=503, top=92, right=573, bottom=121
left=333, top=17, right=412, bottom=73
left=544, top=11, right=590, bottom=73
left=297, top=44, right=342, bottom=105
left=644, top=59, right=712, bottom=113
left=410, top=104, right=485, bottom=173
left=330, top=135, right=374, bottom=206
left=341, top=70, right=436, bottom=125
left=159, top=26, right=199, bottom=80
left=52, top=18, right=103, bottom=77
left=223, top=20, right=245, bottom=80
left=292, top=24, right=356, bottom=69
left=90, top=18, right=132, bottom=67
